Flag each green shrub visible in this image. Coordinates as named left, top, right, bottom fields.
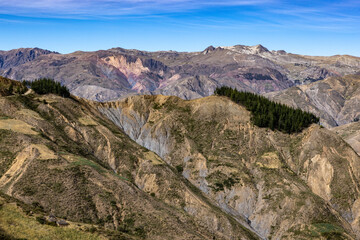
left=175, top=165, right=183, bottom=173
left=36, top=216, right=46, bottom=224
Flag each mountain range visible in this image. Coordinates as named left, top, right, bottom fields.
left=1, top=44, right=360, bottom=239
left=1, top=45, right=359, bottom=102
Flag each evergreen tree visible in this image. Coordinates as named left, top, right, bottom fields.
left=214, top=86, right=319, bottom=133
left=8, top=83, right=13, bottom=94
left=29, top=78, right=70, bottom=98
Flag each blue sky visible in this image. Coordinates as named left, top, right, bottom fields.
left=0, top=0, right=359, bottom=56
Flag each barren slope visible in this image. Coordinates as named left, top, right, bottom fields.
left=332, top=121, right=360, bottom=155
left=266, top=74, right=360, bottom=128
left=0, top=91, right=259, bottom=239
left=98, top=94, right=360, bottom=239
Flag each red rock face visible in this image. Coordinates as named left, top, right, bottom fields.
left=1, top=45, right=359, bottom=101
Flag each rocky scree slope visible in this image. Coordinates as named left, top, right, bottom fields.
left=266, top=74, right=360, bottom=128
left=0, top=90, right=259, bottom=239
left=97, top=94, right=360, bottom=239
left=1, top=45, right=360, bottom=101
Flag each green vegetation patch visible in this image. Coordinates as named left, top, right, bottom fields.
left=0, top=201, right=103, bottom=240
left=206, top=171, right=239, bottom=192
left=63, top=154, right=105, bottom=174
left=309, top=223, right=344, bottom=238
left=25, top=78, right=70, bottom=98
left=214, top=86, right=319, bottom=133
left=78, top=116, right=98, bottom=126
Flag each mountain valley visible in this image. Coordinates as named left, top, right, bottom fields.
left=0, top=45, right=360, bottom=239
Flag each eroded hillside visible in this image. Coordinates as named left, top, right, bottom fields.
left=0, top=91, right=259, bottom=239
left=332, top=121, right=360, bottom=156
left=266, top=74, right=360, bottom=128
left=98, top=94, right=360, bottom=239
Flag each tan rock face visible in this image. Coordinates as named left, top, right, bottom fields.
left=305, top=154, right=334, bottom=201
left=101, top=55, right=149, bottom=79
left=98, top=94, right=360, bottom=239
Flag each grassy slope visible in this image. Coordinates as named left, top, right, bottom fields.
left=0, top=196, right=104, bottom=240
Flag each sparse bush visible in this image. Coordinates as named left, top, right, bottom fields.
left=22, top=186, right=36, bottom=196
left=135, top=226, right=146, bottom=238
left=36, top=216, right=46, bottom=224
left=175, top=165, right=183, bottom=173
left=32, top=202, right=44, bottom=212
left=152, top=102, right=162, bottom=110
left=88, top=226, right=97, bottom=233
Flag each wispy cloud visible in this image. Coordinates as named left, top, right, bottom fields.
left=1, top=0, right=359, bottom=33
left=0, top=0, right=273, bottom=18
left=264, top=1, right=360, bottom=32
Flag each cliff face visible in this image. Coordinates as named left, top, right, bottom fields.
left=266, top=74, right=360, bottom=128
left=98, top=95, right=360, bottom=239
left=1, top=45, right=360, bottom=102
left=0, top=92, right=260, bottom=239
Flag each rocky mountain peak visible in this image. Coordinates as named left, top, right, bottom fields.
left=252, top=44, right=269, bottom=54
left=202, top=45, right=216, bottom=54
left=0, top=47, right=56, bottom=70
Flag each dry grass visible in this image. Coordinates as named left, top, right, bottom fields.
left=31, top=144, right=58, bottom=160
left=144, top=152, right=164, bottom=165
left=17, top=109, right=43, bottom=120
left=0, top=119, right=38, bottom=135
left=256, top=152, right=282, bottom=169
left=79, top=116, right=98, bottom=126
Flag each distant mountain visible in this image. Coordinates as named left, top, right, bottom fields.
left=1, top=45, right=359, bottom=101
left=332, top=121, right=360, bottom=155
left=266, top=74, right=360, bottom=128
left=0, top=48, right=57, bottom=70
